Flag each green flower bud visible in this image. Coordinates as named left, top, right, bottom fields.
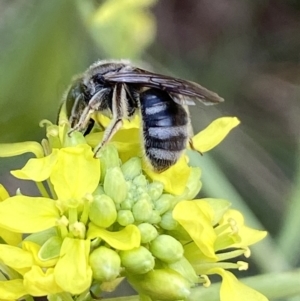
left=120, top=198, right=135, bottom=210
left=121, top=157, right=142, bottom=179
left=119, top=246, right=155, bottom=274
left=147, top=210, right=161, bottom=224
left=98, top=144, right=120, bottom=181
left=24, top=227, right=58, bottom=245
left=159, top=211, right=178, bottom=230
left=132, top=199, right=153, bottom=222
left=104, top=167, right=128, bottom=204
left=133, top=174, right=148, bottom=187
left=39, top=236, right=62, bottom=261
left=138, top=223, right=158, bottom=243
left=150, top=235, right=183, bottom=263
left=64, top=131, right=86, bottom=147
left=140, top=191, right=152, bottom=201
left=154, top=194, right=173, bottom=215
left=147, top=182, right=164, bottom=201
left=127, top=268, right=190, bottom=300
left=93, top=185, right=105, bottom=196
left=117, top=210, right=135, bottom=226
left=89, top=246, right=121, bottom=282
left=89, top=195, right=117, bottom=228
left=167, top=225, right=192, bottom=241
left=166, top=257, right=198, bottom=285
left=136, top=187, right=148, bottom=197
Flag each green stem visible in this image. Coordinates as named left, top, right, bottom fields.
left=35, top=181, right=50, bottom=198
left=47, top=178, right=57, bottom=199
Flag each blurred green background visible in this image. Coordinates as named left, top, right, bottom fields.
left=0, top=0, right=300, bottom=299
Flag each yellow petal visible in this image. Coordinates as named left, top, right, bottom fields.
left=191, top=117, right=240, bottom=152
left=221, top=210, right=267, bottom=247
left=0, top=196, right=59, bottom=233
left=0, top=228, right=22, bottom=246
left=0, top=279, right=27, bottom=300
left=144, top=156, right=191, bottom=195
left=200, top=198, right=231, bottom=225
left=0, top=245, right=33, bottom=273
left=0, top=141, right=44, bottom=158
left=0, top=184, right=9, bottom=201
left=209, top=268, right=269, bottom=301
left=173, top=201, right=217, bottom=260
left=86, top=128, right=141, bottom=163
left=50, top=145, right=100, bottom=201
left=94, top=114, right=140, bottom=129
left=184, top=242, right=213, bottom=266
left=11, top=150, right=59, bottom=181
left=24, top=266, right=63, bottom=296
left=54, top=238, right=92, bottom=294
left=22, top=241, right=58, bottom=268
left=87, top=223, right=141, bottom=250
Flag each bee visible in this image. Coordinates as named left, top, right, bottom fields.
left=62, top=60, right=224, bottom=172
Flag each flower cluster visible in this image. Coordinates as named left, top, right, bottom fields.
left=0, top=113, right=268, bottom=301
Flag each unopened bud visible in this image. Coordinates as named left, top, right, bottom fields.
left=98, top=144, right=120, bottom=181
left=167, top=257, right=198, bottom=285
left=64, top=131, right=86, bottom=147
left=120, top=198, right=135, bottom=210
left=119, top=246, right=155, bottom=274
left=147, top=182, right=164, bottom=201
left=93, top=185, right=105, bottom=196
left=159, top=211, right=178, bottom=230
left=89, top=246, right=121, bottom=282
left=104, top=167, right=128, bottom=204
left=133, top=174, right=148, bottom=187
left=138, top=223, right=158, bottom=243
left=147, top=210, right=161, bottom=224
left=132, top=199, right=153, bottom=222
left=117, top=210, right=135, bottom=226
left=89, top=195, right=117, bottom=228
left=121, top=157, right=142, bottom=180
left=38, top=236, right=62, bottom=261
left=150, top=235, right=183, bottom=263
left=154, top=194, right=173, bottom=215
left=127, top=268, right=191, bottom=300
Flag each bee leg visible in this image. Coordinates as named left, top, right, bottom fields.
left=94, top=83, right=127, bottom=157
left=68, top=89, right=109, bottom=135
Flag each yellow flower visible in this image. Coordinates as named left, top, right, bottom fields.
left=0, top=185, right=22, bottom=246
left=208, top=268, right=268, bottom=301
left=172, top=198, right=268, bottom=301
left=0, top=128, right=141, bottom=297
left=0, top=115, right=268, bottom=301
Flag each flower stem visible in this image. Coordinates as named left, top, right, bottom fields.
left=35, top=181, right=50, bottom=198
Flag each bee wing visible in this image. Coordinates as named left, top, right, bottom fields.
left=104, top=69, right=224, bottom=105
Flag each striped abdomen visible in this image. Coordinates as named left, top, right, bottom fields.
left=140, top=88, right=189, bottom=172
